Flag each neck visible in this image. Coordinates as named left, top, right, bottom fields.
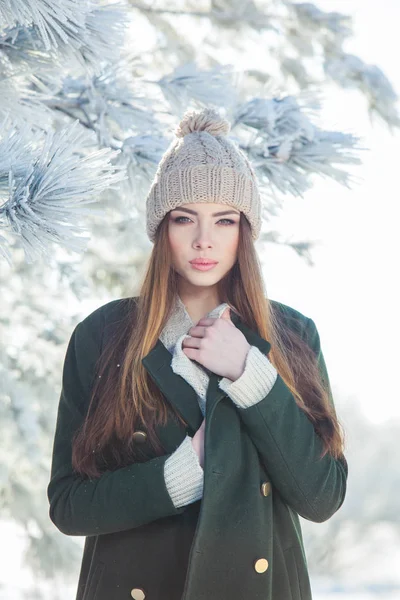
left=178, top=289, right=223, bottom=324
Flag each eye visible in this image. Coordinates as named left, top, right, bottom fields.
left=173, top=216, right=236, bottom=225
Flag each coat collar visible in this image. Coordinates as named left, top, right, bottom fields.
left=141, top=309, right=271, bottom=435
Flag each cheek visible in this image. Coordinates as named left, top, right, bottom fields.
left=168, top=224, right=178, bottom=245
left=226, top=232, right=239, bottom=254
left=168, top=227, right=183, bottom=259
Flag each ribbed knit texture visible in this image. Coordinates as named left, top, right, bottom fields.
left=218, top=345, right=278, bottom=407
left=162, top=295, right=278, bottom=508
left=145, top=107, right=262, bottom=243
left=163, top=435, right=204, bottom=507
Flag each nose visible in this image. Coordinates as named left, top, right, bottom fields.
left=193, top=236, right=213, bottom=249
left=192, top=224, right=215, bottom=248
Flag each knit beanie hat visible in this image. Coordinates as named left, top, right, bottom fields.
left=145, top=107, right=262, bottom=242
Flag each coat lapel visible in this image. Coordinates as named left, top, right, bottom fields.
left=141, top=340, right=204, bottom=434
left=141, top=310, right=272, bottom=433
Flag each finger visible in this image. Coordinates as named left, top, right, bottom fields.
left=220, top=307, right=231, bottom=320
left=182, top=336, right=201, bottom=348
left=196, top=317, right=216, bottom=326
left=188, top=325, right=208, bottom=337
left=182, top=347, right=199, bottom=360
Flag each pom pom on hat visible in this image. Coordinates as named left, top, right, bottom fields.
left=175, top=107, right=231, bottom=138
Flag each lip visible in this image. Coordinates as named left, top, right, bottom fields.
left=189, top=259, right=218, bottom=265
left=190, top=261, right=218, bottom=271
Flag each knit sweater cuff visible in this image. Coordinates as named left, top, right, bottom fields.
left=218, top=345, right=278, bottom=408
left=164, top=435, right=204, bottom=508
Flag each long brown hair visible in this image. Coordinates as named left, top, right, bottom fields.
left=72, top=211, right=346, bottom=479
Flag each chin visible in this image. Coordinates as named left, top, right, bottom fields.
left=187, top=274, right=221, bottom=285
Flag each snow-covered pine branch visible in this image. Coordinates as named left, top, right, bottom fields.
left=157, top=61, right=238, bottom=113
left=0, top=117, right=126, bottom=265
left=325, top=53, right=400, bottom=129
left=0, top=1, right=127, bottom=72
left=232, top=96, right=363, bottom=196
left=129, top=0, right=400, bottom=128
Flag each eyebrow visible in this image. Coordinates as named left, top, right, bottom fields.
left=170, top=207, right=240, bottom=217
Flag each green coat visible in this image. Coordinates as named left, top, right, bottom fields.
left=47, top=297, right=348, bottom=600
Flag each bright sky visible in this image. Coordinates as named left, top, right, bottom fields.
left=262, top=0, right=400, bottom=425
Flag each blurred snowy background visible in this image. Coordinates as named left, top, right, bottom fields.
left=0, top=0, right=399, bottom=598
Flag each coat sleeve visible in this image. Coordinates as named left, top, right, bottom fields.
left=47, top=312, right=187, bottom=537
left=228, top=316, right=348, bottom=523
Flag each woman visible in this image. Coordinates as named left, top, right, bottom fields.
left=47, top=107, right=348, bottom=600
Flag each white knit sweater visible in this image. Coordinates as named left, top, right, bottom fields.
left=161, top=295, right=278, bottom=508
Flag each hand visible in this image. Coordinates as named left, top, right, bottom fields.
left=191, top=418, right=205, bottom=468
left=182, top=306, right=251, bottom=381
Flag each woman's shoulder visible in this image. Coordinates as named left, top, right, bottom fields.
left=81, top=296, right=138, bottom=323
left=269, top=298, right=311, bottom=336
left=75, top=296, right=139, bottom=342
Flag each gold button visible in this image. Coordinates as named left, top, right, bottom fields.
left=131, top=588, right=146, bottom=600
left=261, top=482, right=271, bottom=496
left=132, top=431, right=147, bottom=443
left=254, top=558, right=269, bottom=573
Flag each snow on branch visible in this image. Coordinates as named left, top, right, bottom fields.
left=233, top=96, right=364, bottom=196
left=0, top=117, right=127, bottom=265
left=157, top=61, right=238, bottom=114
left=121, top=133, right=172, bottom=197
left=325, top=54, right=400, bottom=130
left=0, top=0, right=91, bottom=51
left=0, top=1, right=127, bottom=71
left=290, top=3, right=400, bottom=127
left=54, top=61, right=159, bottom=143
left=0, top=75, right=55, bottom=128
left=291, top=2, right=353, bottom=39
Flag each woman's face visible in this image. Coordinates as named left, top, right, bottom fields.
left=168, top=202, right=240, bottom=291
